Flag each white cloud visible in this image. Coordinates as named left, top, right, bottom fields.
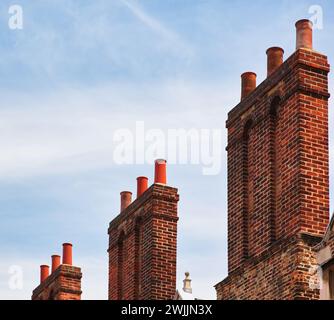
left=121, top=0, right=194, bottom=58
left=0, top=80, right=231, bottom=300
left=0, top=81, right=230, bottom=180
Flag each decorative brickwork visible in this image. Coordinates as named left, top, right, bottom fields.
left=216, top=234, right=321, bottom=300
left=32, top=264, right=82, bottom=300
left=108, top=183, right=179, bottom=300
left=216, top=20, right=330, bottom=300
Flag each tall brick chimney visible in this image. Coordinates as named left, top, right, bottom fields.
left=32, top=243, right=82, bottom=300
left=216, top=19, right=330, bottom=300
left=108, top=160, right=179, bottom=300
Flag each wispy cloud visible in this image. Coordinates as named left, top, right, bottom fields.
left=121, top=0, right=194, bottom=58
left=0, top=81, right=229, bottom=180
left=121, top=0, right=176, bottom=39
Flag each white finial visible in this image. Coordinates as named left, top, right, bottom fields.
left=183, top=272, right=192, bottom=294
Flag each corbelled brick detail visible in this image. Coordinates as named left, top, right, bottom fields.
left=32, top=265, right=82, bottom=300
left=108, top=184, right=179, bottom=300
left=216, top=45, right=330, bottom=299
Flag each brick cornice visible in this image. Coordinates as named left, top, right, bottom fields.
left=56, top=287, right=83, bottom=296
left=108, top=184, right=179, bottom=233
left=226, top=81, right=330, bottom=150
left=226, top=48, right=330, bottom=128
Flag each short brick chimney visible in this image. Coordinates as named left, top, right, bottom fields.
left=32, top=244, right=82, bottom=300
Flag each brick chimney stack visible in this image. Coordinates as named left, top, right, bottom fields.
left=216, top=19, right=330, bottom=300
left=32, top=243, right=82, bottom=300
left=108, top=160, right=179, bottom=300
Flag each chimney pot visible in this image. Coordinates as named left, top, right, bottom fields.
left=137, top=177, right=148, bottom=198
left=62, top=243, right=73, bottom=265
left=241, top=72, right=257, bottom=101
left=296, top=19, right=313, bottom=50
left=154, top=159, right=167, bottom=184
left=266, top=47, right=284, bottom=77
left=40, top=265, right=49, bottom=283
left=120, top=191, right=132, bottom=212
left=51, top=255, right=61, bottom=273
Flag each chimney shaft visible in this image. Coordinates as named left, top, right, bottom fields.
left=51, top=255, right=61, bottom=273
left=266, top=47, right=284, bottom=77
left=296, top=19, right=313, bottom=50
left=120, top=191, right=132, bottom=212
left=62, top=243, right=73, bottom=265
left=40, top=265, right=49, bottom=283
left=154, top=159, right=167, bottom=184
left=137, top=177, right=148, bottom=198
left=241, top=72, right=257, bottom=101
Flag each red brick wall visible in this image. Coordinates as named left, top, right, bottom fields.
left=218, top=47, right=330, bottom=299
left=32, top=265, right=82, bottom=300
left=216, top=234, right=321, bottom=300
left=108, top=184, right=179, bottom=300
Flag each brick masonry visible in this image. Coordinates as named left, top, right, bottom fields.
left=215, top=46, right=330, bottom=299
left=108, top=183, right=179, bottom=300
left=216, top=234, right=321, bottom=300
left=32, top=264, right=82, bottom=300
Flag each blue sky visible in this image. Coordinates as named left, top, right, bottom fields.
left=0, top=0, right=333, bottom=299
